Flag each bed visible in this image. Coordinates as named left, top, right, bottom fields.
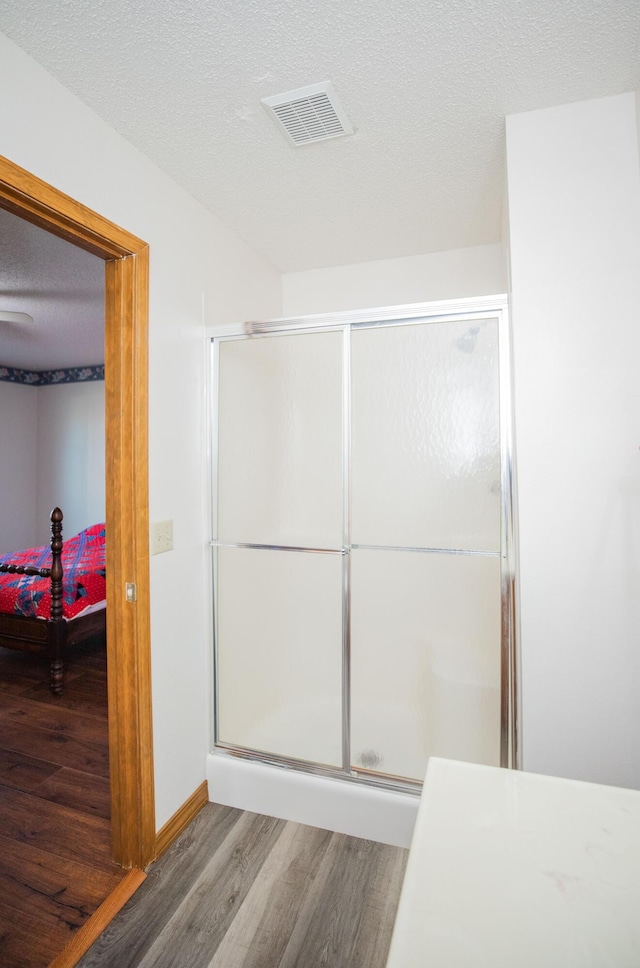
left=0, top=508, right=106, bottom=696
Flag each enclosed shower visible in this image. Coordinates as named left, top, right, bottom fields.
left=209, top=297, right=517, bottom=797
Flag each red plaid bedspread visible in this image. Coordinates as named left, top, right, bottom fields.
left=0, top=523, right=106, bottom=619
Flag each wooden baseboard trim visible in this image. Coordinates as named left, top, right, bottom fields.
left=48, top=868, right=146, bottom=968
left=154, top=779, right=209, bottom=859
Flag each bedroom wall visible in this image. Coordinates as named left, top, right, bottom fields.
left=0, top=378, right=103, bottom=551
left=0, top=31, right=282, bottom=829
left=282, top=242, right=505, bottom=316
left=506, top=91, right=640, bottom=791
left=35, top=381, right=106, bottom=545
left=0, top=381, right=38, bottom=553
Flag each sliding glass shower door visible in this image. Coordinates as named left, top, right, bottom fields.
left=350, top=320, right=502, bottom=780
left=215, top=331, right=345, bottom=767
left=211, top=300, right=516, bottom=788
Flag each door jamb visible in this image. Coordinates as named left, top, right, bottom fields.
left=0, top=154, right=155, bottom=868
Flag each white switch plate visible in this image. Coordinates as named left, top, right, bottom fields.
left=151, top=520, right=173, bottom=555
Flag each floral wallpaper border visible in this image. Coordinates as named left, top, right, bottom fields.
left=0, top=364, right=104, bottom=386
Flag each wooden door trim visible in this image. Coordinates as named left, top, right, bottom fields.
left=0, top=154, right=155, bottom=868
left=0, top=155, right=145, bottom=257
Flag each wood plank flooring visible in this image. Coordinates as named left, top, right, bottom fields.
left=0, top=638, right=127, bottom=968
left=77, top=802, right=409, bottom=968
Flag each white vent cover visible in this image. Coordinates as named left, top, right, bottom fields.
left=262, top=81, right=353, bottom=147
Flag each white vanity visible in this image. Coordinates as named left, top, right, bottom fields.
left=387, top=757, right=640, bottom=967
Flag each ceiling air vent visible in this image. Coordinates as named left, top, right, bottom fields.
left=262, top=81, right=353, bottom=147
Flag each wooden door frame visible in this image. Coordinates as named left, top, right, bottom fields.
left=0, top=155, right=155, bottom=868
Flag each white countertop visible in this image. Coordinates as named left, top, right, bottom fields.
left=386, top=757, right=640, bottom=967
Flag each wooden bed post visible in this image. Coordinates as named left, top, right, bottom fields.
left=48, top=507, right=65, bottom=695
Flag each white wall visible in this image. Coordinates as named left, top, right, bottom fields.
left=0, top=381, right=38, bottom=553
left=0, top=31, right=282, bottom=829
left=506, top=92, right=640, bottom=790
left=282, top=243, right=505, bottom=316
left=0, top=378, right=105, bottom=550
left=36, top=381, right=105, bottom=544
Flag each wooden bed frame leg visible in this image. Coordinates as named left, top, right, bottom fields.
left=50, top=658, right=64, bottom=696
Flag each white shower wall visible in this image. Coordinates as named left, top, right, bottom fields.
left=282, top=243, right=506, bottom=316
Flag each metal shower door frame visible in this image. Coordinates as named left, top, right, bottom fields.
left=208, top=294, right=519, bottom=794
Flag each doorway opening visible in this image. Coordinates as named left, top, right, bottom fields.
left=0, top=154, right=155, bottom=869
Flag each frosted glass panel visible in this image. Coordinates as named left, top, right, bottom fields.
left=217, top=547, right=343, bottom=767
left=217, top=332, right=343, bottom=548
left=352, top=319, right=501, bottom=551
left=351, top=549, right=501, bottom=781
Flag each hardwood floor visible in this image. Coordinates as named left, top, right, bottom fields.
left=77, top=802, right=409, bottom=968
left=0, top=642, right=409, bottom=967
left=0, top=637, right=127, bottom=968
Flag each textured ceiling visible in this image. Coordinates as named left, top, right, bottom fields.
left=0, top=1, right=638, bottom=370
left=0, top=208, right=104, bottom=370
left=0, top=0, right=639, bottom=275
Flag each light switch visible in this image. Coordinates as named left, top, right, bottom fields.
left=151, top=520, right=173, bottom=555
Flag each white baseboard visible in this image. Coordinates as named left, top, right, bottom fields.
left=206, top=753, right=419, bottom=848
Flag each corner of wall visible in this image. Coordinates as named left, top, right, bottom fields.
left=500, top=169, right=512, bottom=300
left=635, top=90, right=640, bottom=173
